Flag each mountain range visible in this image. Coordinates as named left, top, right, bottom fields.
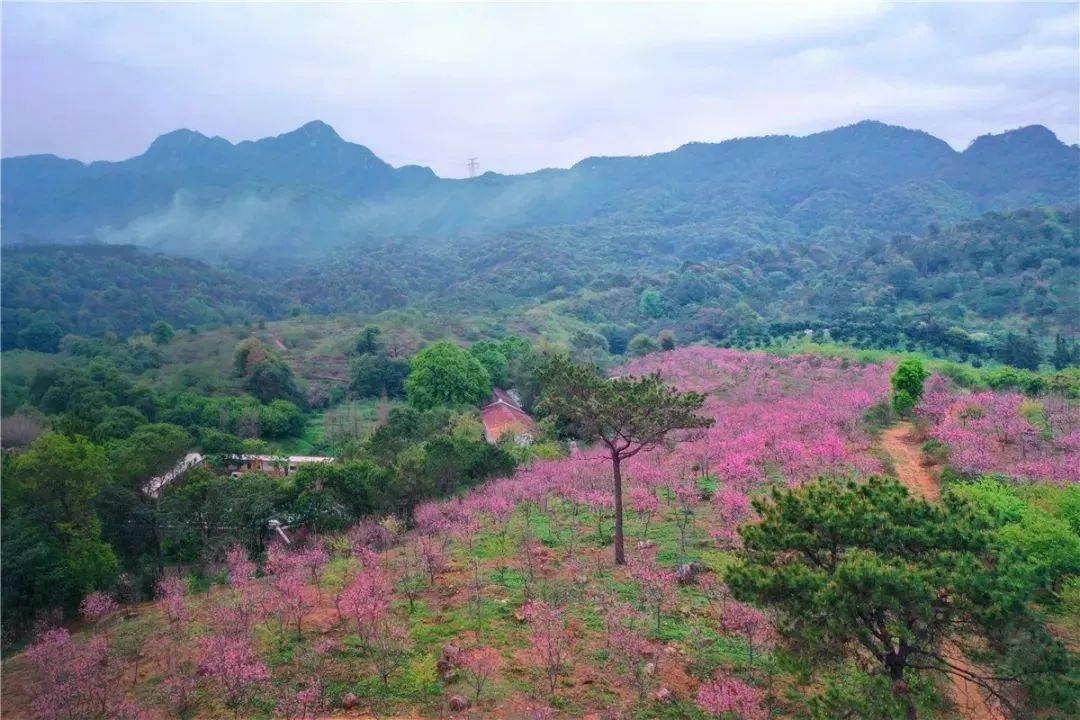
left=2, top=119, right=1077, bottom=260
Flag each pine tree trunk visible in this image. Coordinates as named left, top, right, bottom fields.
left=612, top=453, right=626, bottom=564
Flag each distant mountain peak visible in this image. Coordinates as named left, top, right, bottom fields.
left=145, top=128, right=222, bottom=154
left=965, top=124, right=1064, bottom=154
left=278, top=120, right=343, bottom=144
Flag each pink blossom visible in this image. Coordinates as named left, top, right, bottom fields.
left=199, top=634, right=269, bottom=713
left=225, top=546, right=256, bottom=589
left=524, top=600, right=571, bottom=696
left=79, top=591, right=118, bottom=626
left=696, top=674, right=766, bottom=720
left=156, top=576, right=190, bottom=631
left=458, top=645, right=502, bottom=700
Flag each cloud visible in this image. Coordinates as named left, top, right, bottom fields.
left=2, top=2, right=1076, bottom=176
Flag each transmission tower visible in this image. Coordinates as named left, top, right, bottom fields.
left=466, top=157, right=479, bottom=178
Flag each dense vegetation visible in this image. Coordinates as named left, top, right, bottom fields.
left=3, top=120, right=1076, bottom=255
left=1, top=118, right=1077, bottom=718
left=1, top=245, right=284, bottom=350
left=0, top=327, right=549, bottom=641
left=2, top=348, right=1074, bottom=720
left=3, top=207, right=1077, bottom=368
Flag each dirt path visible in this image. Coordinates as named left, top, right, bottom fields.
left=880, top=423, right=940, bottom=501
left=880, top=423, right=1002, bottom=720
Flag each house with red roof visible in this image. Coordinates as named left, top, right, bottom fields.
left=480, top=389, right=538, bottom=444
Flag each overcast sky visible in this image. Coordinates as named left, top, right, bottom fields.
left=3, top=2, right=1077, bottom=177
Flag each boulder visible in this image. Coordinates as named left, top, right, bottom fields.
left=449, top=694, right=472, bottom=712
left=675, top=563, right=696, bottom=585
left=653, top=686, right=675, bottom=704
left=340, top=692, right=359, bottom=710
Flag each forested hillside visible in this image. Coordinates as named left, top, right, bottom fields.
left=6, top=206, right=1074, bottom=367
left=1, top=245, right=285, bottom=351
left=3, top=120, right=1077, bottom=259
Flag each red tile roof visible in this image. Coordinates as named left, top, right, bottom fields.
left=480, top=391, right=537, bottom=443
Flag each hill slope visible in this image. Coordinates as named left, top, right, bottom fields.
left=3, top=120, right=1077, bottom=260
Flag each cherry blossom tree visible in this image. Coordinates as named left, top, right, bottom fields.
left=156, top=576, right=190, bottom=636
left=524, top=600, right=571, bottom=696
left=630, top=486, right=660, bottom=540
left=696, top=674, right=766, bottom=720
left=79, top=591, right=118, bottom=628
left=609, top=621, right=658, bottom=700
left=25, top=628, right=107, bottom=720
left=630, top=548, right=676, bottom=632
left=458, top=645, right=502, bottom=701
left=720, top=601, right=770, bottom=668
left=225, top=545, right=257, bottom=589
left=199, top=634, right=269, bottom=719
left=274, top=676, right=325, bottom=720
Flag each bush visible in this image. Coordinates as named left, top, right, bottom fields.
left=921, top=439, right=949, bottom=465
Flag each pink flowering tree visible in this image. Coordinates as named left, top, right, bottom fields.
left=630, top=548, right=677, bottom=632
left=630, top=485, right=661, bottom=540
left=524, top=600, right=572, bottom=696
left=713, top=489, right=754, bottom=549
left=668, top=476, right=701, bottom=560
left=225, top=545, right=257, bottom=589
left=395, top=540, right=426, bottom=612
left=418, top=535, right=447, bottom=583
left=458, top=645, right=503, bottom=701
left=609, top=620, right=658, bottom=700
left=696, top=674, right=766, bottom=720
left=296, top=541, right=330, bottom=598
left=25, top=628, right=111, bottom=720
left=262, top=546, right=314, bottom=640
left=79, top=591, right=118, bottom=629
left=720, top=601, right=770, bottom=668
left=275, top=676, right=325, bottom=720
left=157, top=576, right=190, bottom=638
left=199, top=634, right=270, bottom=719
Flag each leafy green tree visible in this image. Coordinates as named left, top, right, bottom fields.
left=470, top=341, right=510, bottom=387
left=638, top=289, right=666, bottom=318
left=7, top=432, right=110, bottom=529
left=92, top=405, right=148, bottom=442
left=4, top=434, right=120, bottom=627
left=996, top=331, right=1042, bottom=371
left=159, top=468, right=283, bottom=565
left=150, top=320, right=175, bottom=345
left=628, top=333, right=659, bottom=357
left=349, top=352, right=409, bottom=399
left=289, top=460, right=391, bottom=530
left=658, top=330, right=676, bottom=351
left=405, top=341, right=492, bottom=410
left=17, top=319, right=64, bottom=353
left=354, top=325, right=383, bottom=355
left=258, top=399, right=306, bottom=438
left=890, top=357, right=929, bottom=417
left=245, top=355, right=300, bottom=404
left=539, top=356, right=711, bottom=564
left=727, top=477, right=1076, bottom=719
left=233, top=336, right=267, bottom=376
left=2, top=512, right=77, bottom=629
left=1051, top=334, right=1077, bottom=371
left=107, top=423, right=192, bottom=487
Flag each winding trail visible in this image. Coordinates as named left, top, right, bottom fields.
left=880, top=422, right=1002, bottom=720
left=881, top=424, right=940, bottom=501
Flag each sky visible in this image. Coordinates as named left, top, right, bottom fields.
left=3, top=2, right=1078, bottom=177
